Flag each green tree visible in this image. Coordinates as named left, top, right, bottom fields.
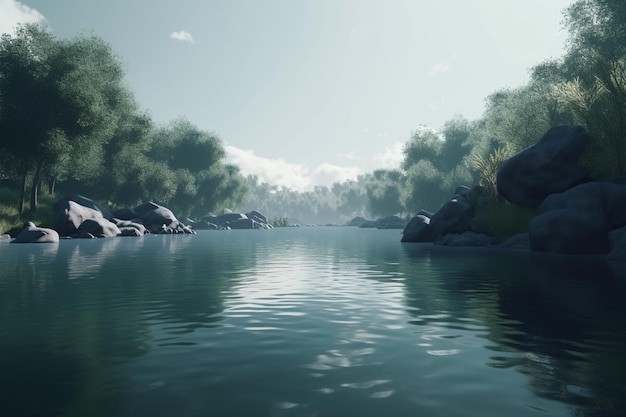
left=365, top=169, right=404, bottom=217
left=0, top=24, right=129, bottom=211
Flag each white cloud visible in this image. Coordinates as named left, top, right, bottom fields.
left=311, top=163, right=360, bottom=187
left=225, top=146, right=312, bottom=191
left=373, top=141, right=405, bottom=170
left=225, top=146, right=360, bottom=191
left=0, top=0, right=45, bottom=34
left=428, top=63, right=450, bottom=77
left=170, top=30, right=195, bottom=43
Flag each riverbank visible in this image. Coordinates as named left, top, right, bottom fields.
left=0, top=187, right=55, bottom=236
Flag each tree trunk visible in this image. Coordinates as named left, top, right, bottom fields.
left=19, top=172, right=27, bottom=213
left=30, top=161, right=43, bottom=212
left=48, top=175, right=56, bottom=195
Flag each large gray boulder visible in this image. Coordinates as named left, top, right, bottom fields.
left=429, top=196, right=474, bottom=239
left=133, top=201, right=194, bottom=234
left=497, top=125, right=592, bottom=208
left=401, top=215, right=433, bottom=242
left=54, top=199, right=105, bottom=237
left=77, top=218, right=121, bottom=238
left=529, top=182, right=626, bottom=254
left=12, top=222, right=59, bottom=243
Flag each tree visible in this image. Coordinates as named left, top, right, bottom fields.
left=564, top=0, right=626, bottom=61
left=0, top=24, right=129, bottom=211
left=149, top=118, right=225, bottom=173
left=365, top=169, right=404, bottom=217
left=401, top=127, right=441, bottom=171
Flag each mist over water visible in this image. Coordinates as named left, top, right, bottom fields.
left=1, top=228, right=625, bottom=417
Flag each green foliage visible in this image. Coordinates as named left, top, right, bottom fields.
left=270, top=217, right=289, bottom=227
left=470, top=147, right=511, bottom=203
left=365, top=169, right=405, bottom=217
left=476, top=203, right=538, bottom=242
left=483, top=86, right=558, bottom=153
left=239, top=175, right=371, bottom=225
left=401, top=127, right=441, bottom=171
left=0, top=186, right=55, bottom=235
left=554, top=53, right=626, bottom=180
left=0, top=24, right=130, bottom=211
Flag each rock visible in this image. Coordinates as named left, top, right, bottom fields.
left=114, top=219, right=147, bottom=235
left=499, top=233, right=531, bottom=250
left=608, top=227, right=626, bottom=262
left=429, top=196, right=474, bottom=239
left=375, top=215, right=406, bottom=229
left=133, top=201, right=161, bottom=216
left=201, top=211, right=271, bottom=229
left=12, top=222, right=59, bottom=243
left=401, top=215, right=433, bottom=242
left=113, top=208, right=137, bottom=220
left=229, top=218, right=270, bottom=229
left=142, top=206, right=177, bottom=227
left=246, top=210, right=268, bottom=224
left=497, top=125, right=592, bottom=208
left=119, top=227, right=143, bottom=237
left=358, top=220, right=377, bottom=228
left=346, top=216, right=369, bottom=227
left=54, top=194, right=114, bottom=220
left=217, top=212, right=248, bottom=226
left=454, top=185, right=471, bottom=198
left=133, top=201, right=194, bottom=234
left=435, top=231, right=498, bottom=247
left=77, top=218, right=121, bottom=238
left=54, top=200, right=104, bottom=237
left=528, top=182, right=626, bottom=254
left=187, top=218, right=221, bottom=230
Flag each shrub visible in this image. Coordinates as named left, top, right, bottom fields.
left=477, top=202, right=537, bottom=242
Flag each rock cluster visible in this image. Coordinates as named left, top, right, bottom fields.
left=402, top=124, right=626, bottom=260
left=348, top=215, right=406, bottom=229
left=11, top=194, right=272, bottom=243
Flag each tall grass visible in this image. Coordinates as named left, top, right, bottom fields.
left=0, top=186, right=56, bottom=236
left=555, top=51, right=626, bottom=180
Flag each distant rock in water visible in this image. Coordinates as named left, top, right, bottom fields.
left=346, top=217, right=369, bottom=227
left=133, top=201, right=194, bottom=234
left=351, top=215, right=406, bottom=229
left=199, top=211, right=272, bottom=229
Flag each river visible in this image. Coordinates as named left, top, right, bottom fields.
left=1, top=227, right=625, bottom=417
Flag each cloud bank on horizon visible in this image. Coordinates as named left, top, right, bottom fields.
left=225, top=143, right=404, bottom=191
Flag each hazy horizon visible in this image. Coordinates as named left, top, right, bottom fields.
left=1, top=0, right=575, bottom=191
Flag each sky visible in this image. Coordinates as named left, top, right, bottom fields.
left=1, top=0, right=575, bottom=191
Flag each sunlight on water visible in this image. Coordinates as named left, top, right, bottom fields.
left=1, top=228, right=626, bottom=417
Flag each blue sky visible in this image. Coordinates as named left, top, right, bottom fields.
left=1, top=0, right=574, bottom=190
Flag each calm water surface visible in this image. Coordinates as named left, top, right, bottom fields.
left=1, top=228, right=625, bottom=417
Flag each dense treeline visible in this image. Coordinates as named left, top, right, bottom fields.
left=2, top=0, right=625, bottom=228
left=0, top=24, right=248, bottom=218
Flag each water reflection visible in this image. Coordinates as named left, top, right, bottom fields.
left=1, top=230, right=625, bottom=416
left=400, top=243, right=626, bottom=417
